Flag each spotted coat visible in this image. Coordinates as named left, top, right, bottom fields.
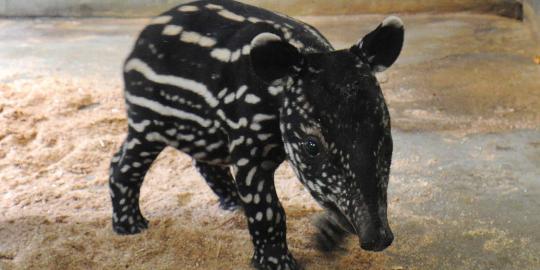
left=109, top=0, right=404, bottom=269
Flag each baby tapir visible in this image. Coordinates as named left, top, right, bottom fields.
left=109, top=0, right=404, bottom=269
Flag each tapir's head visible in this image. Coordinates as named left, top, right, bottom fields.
left=250, top=16, right=404, bottom=252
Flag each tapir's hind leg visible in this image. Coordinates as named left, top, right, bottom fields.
left=109, top=128, right=165, bottom=234
left=195, top=161, right=240, bottom=211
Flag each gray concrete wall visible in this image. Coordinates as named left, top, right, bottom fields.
left=0, top=0, right=524, bottom=17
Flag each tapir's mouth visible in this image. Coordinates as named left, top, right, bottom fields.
left=322, top=201, right=394, bottom=252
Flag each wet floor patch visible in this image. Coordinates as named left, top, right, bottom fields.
left=387, top=130, right=540, bottom=270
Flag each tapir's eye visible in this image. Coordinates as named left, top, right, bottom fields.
left=304, top=137, right=320, bottom=157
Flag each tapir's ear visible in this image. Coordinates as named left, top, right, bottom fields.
left=250, top=33, right=303, bottom=82
left=352, top=16, right=404, bottom=73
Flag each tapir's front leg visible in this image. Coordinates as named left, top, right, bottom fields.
left=234, top=160, right=299, bottom=270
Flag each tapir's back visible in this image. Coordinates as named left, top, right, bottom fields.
left=126, top=0, right=333, bottom=94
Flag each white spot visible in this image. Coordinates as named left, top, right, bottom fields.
left=120, top=165, right=130, bottom=173
left=114, top=183, right=128, bottom=194
left=244, top=94, right=261, bottom=104
left=150, top=15, right=172, bottom=25
left=257, top=133, right=272, bottom=141
left=237, top=158, right=249, bottom=166
left=230, top=49, right=242, bottom=62
left=165, top=128, right=177, bottom=136
left=257, top=181, right=264, bottom=192
left=240, top=193, right=253, bottom=203
left=210, top=48, right=232, bottom=62
left=162, top=25, right=183, bottom=36
left=224, top=93, right=236, bottom=104
left=255, top=212, right=263, bottom=221
left=250, top=123, right=261, bottom=131
left=266, top=208, right=273, bottom=221
left=217, top=88, right=228, bottom=98
left=268, top=256, right=278, bottom=264
left=193, top=152, right=206, bottom=159
left=125, top=59, right=219, bottom=108
left=217, top=10, right=245, bottom=22
left=253, top=194, right=260, bottom=204
left=125, top=138, right=141, bottom=150
left=241, top=44, right=251, bottom=55
left=236, top=85, right=248, bottom=99
left=268, top=86, right=284, bottom=96
left=194, top=139, right=206, bottom=147
left=178, top=5, right=199, bottom=12
left=246, top=167, right=257, bottom=186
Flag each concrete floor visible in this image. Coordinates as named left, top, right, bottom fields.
left=0, top=13, right=539, bottom=270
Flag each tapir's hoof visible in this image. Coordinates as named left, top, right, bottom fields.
left=112, top=214, right=149, bottom=235
left=251, top=252, right=302, bottom=270
left=219, top=197, right=242, bottom=212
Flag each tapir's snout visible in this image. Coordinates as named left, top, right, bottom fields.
left=359, top=225, right=394, bottom=252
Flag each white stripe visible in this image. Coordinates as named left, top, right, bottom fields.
left=217, top=10, right=245, bottom=22
left=210, top=47, right=245, bottom=62
left=205, top=3, right=223, bottom=10
left=177, top=133, right=195, bottom=141
left=229, top=136, right=245, bottom=151
left=247, top=17, right=262, bottom=23
left=253, top=114, right=276, bottom=122
left=207, top=141, right=223, bottom=151
left=125, top=92, right=212, bottom=127
left=162, top=25, right=183, bottom=36
left=125, top=58, right=219, bottom=107
left=217, top=88, right=228, bottom=98
left=180, top=31, right=217, bottom=47
left=146, top=132, right=179, bottom=147
left=217, top=109, right=248, bottom=129
left=150, top=15, right=172, bottom=25
left=178, top=5, right=199, bottom=12
left=128, top=119, right=151, bottom=132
